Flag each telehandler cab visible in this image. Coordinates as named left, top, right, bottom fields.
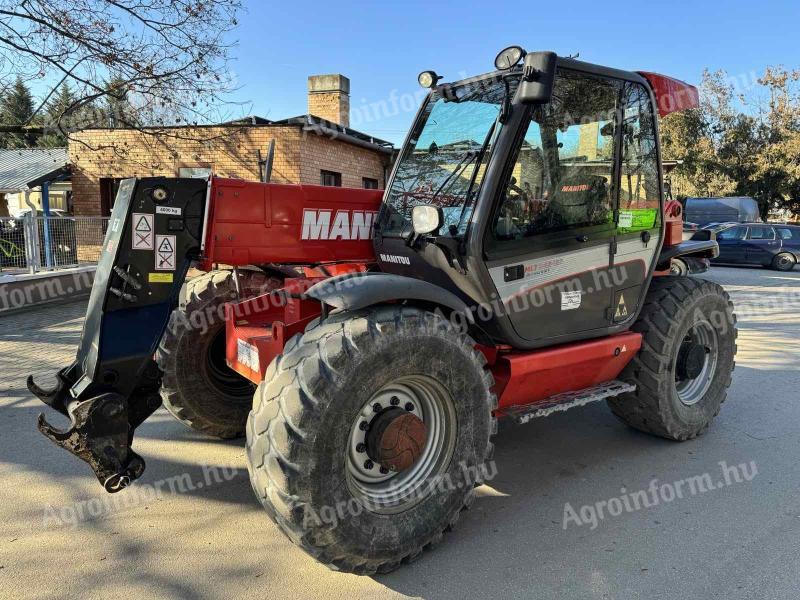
left=29, top=48, right=735, bottom=574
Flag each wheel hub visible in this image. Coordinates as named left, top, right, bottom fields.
left=346, top=376, right=457, bottom=514
left=366, top=408, right=428, bottom=473
left=674, top=320, right=719, bottom=407
left=676, top=342, right=708, bottom=380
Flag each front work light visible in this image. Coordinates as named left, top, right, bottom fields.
left=418, top=71, right=441, bottom=89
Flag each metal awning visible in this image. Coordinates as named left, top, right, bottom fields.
left=0, top=148, right=69, bottom=193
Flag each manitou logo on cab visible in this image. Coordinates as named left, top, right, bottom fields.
left=301, top=209, right=377, bottom=240
left=379, top=254, right=411, bottom=265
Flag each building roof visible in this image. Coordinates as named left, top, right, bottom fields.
left=270, top=115, right=394, bottom=154
left=78, top=115, right=395, bottom=155
left=0, top=148, right=69, bottom=193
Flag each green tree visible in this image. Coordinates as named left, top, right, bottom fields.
left=0, top=76, right=36, bottom=148
left=102, top=77, right=136, bottom=128
left=37, top=84, right=78, bottom=148
left=661, top=67, right=800, bottom=219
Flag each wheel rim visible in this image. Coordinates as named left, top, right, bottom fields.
left=203, top=328, right=254, bottom=400
left=346, top=375, right=457, bottom=514
left=674, top=320, right=719, bottom=406
left=670, top=260, right=686, bottom=276
left=777, top=255, right=793, bottom=270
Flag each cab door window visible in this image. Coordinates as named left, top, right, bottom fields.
left=618, top=82, right=661, bottom=233
left=492, top=70, right=619, bottom=243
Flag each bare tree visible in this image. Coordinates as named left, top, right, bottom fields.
left=0, top=0, right=244, bottom=150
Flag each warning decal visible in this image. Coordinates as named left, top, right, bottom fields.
left=615, top=293, right=629, bottom=320
left=237, top=339, right=260, bottom=372
left=155, top=234, right=176, bottom=271
left=132, top=213, right=154, bottom=250
left=561, top=290, right=582, bottom=311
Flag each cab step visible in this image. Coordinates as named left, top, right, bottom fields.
left=502, top=380, right=636, bottom=424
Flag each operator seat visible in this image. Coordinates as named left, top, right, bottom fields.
left=546, top=169, right=610, bottom=229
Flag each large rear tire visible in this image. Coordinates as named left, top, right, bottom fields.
left=246, top=306, right=497, bottom=574
left=608, top=277, right=737, bottom=441
left=156, top=269, right=281, bottom=439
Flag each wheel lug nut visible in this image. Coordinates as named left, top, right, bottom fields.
left=405, top=403, right=414, bottom=411
left=364, top=459, right=374, bottom=469
left=379, top=466, right=389, bottom=474
left=356, top=443, right=366, bottom=453
left=390, top=396, right=400, bottom=406
left=359, top=421, right=368, bottom=431
left=372, top=403, right=382, bottom=413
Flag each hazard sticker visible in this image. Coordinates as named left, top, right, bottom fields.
left=615, top=293, right=629, bottom=320
left=132, top=213, right=154, bottom=250
left=155, top=234, right=176, bottom=271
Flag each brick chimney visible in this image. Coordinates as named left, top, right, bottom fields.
left=308, top=74, right=350, bottom=128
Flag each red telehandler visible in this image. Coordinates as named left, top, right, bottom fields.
left=29, top=48, right=734, bottom=574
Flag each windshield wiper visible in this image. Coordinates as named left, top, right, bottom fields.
left=425, top=149, right=480, bottom=209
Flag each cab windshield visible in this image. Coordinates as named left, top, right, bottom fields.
left=381, top=76, right=516, bottom=237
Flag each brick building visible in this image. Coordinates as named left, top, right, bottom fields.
left=69, top=74, right=394, bottom=216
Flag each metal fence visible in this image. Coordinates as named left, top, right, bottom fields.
left=0, top=215, right=109, bottom=274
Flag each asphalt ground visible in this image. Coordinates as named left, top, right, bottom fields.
left=1, top=265, right=798, bottom=599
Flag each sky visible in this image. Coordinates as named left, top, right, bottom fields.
left=225, top=0, right=799, bottom=145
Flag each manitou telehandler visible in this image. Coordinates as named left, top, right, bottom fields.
left=29, top=47, right=735, bottom=574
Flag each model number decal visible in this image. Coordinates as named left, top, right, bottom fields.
left=301, top=210, right=377, bottom=241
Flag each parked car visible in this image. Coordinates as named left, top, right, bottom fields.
left=704, top=223, right=800, bottom=271
left=684, top=196, right=760, bottom=226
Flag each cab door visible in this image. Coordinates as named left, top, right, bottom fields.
left=611, top=80, right=663, bottom=326
left=483, top=69, right=620, bottom=342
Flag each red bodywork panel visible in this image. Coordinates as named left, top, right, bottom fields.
left=201, top=178, right=381, bottom=270
left=663, top=199, right=684, bottom=248
left=490, top=332, right=643, bottom=410
left=638, top=72, right=700, bottom=118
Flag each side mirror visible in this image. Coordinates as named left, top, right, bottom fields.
left=411, top=205, right=443, bottom=235
left=518, top=51, right=557, bottom=105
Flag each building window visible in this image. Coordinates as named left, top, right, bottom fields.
left=321, top=170, right=342, bottom=187
left=178, top=166, right=213, bottom=179
left=99, top=178, right=124, bottom=216
left=362, top=177, right=379, bottom=190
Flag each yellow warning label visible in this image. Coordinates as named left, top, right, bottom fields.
left=615, top=293, right=629, bottom=319
left=149, top=273, right=174, bottom=283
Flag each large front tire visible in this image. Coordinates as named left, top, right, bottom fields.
left=246, top=306, right=496, bottom=574
left=608, top=277, right=737, bottom=441
left=156, top=269, right=281, bottom=439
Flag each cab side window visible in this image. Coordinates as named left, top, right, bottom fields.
left=618, top=82, right=660, bottom=233
left=494, top=70, right=618, bottom=241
